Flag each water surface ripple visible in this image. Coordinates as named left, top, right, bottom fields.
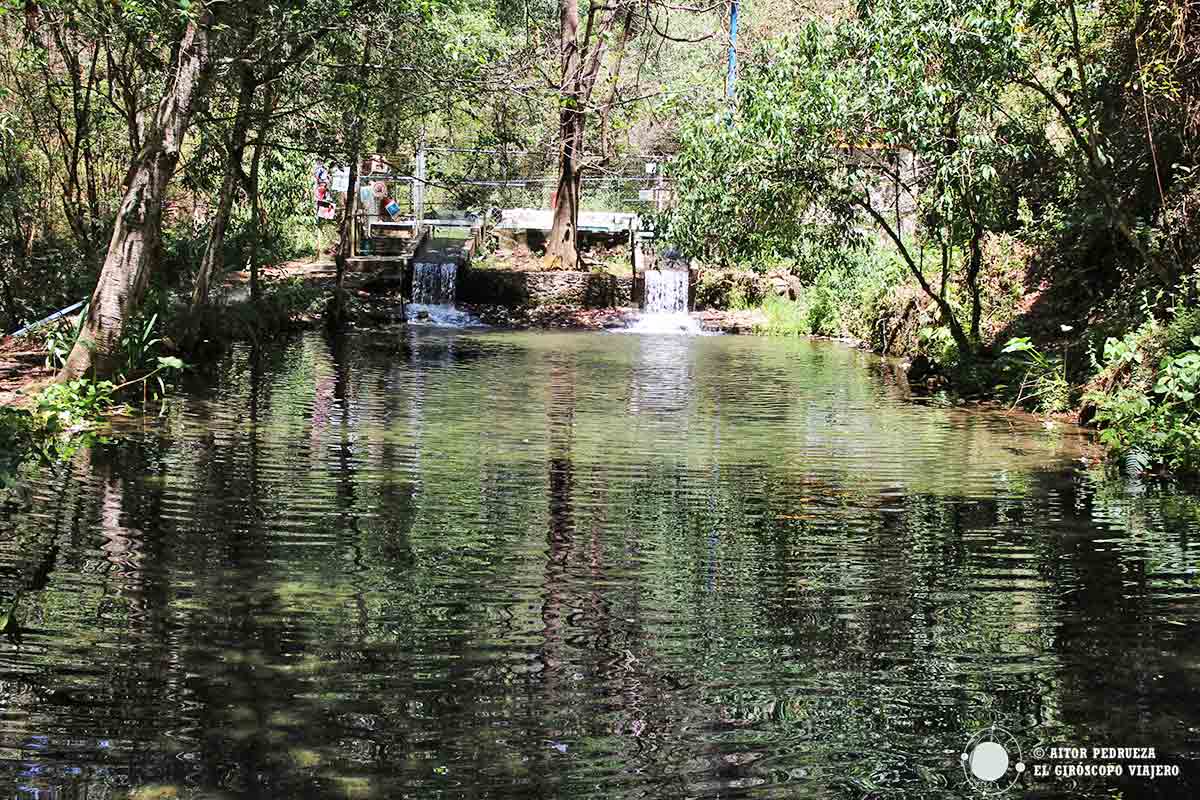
left=1, top=330, right=1198, bottom=799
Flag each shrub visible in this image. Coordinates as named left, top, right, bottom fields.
left=754, top=296, right=809, bottom=336
left=1160, top=306, right=1200, bottom=357
left=39, top=305, right=89, bottom=370
left=694, top=270, right=765, bottom=310
left=1088, top=334, right=1200, bottom=474
left=1000, top=336, right=1072, bottom=413
left=36, top=379, right=116, bottom=429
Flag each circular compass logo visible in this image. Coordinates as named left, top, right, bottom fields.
left=961, top=725, right=1026, bottom=794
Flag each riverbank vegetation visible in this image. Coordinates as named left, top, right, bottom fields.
left=0, top=0, right=726, bottom=362
left=0, top=0, right=1197, bottom=476
left=666, top=0, right=1200, bottom=476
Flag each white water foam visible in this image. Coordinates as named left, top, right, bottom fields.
left=406, top=303, right=483, bottom=327
left=643, top=269, right=689, bottom=314
left=620, top=312, right=708, bottom=335
left=617, top=267, right=712, bottom=335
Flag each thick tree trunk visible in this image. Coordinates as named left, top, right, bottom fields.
left=191, top=65, right=257, bottom=312
left=546, top=1, right=623, bottom=270
left=547, top=0, right=583, bottom=270
left=59, top=11, right=214, bottom=381
left=548, top=123, right=583, bottom=270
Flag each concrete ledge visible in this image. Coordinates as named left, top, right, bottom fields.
left=460, top=268, right=633, bottom=309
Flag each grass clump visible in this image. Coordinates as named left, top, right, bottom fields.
left=753, top=295, right=809, bottom=336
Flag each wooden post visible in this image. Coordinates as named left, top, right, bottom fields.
left=629, top=220, right=637, bottom=275
left=629, top=219, right=638, bottom=308
left=351, top=173, right=359, bottom=257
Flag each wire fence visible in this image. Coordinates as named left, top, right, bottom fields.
left=417, top=146, right=669, bottom=215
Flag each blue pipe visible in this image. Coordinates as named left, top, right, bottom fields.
left=727, top=0, right=739, bottom=100
left=10, top=300, right=85, bottom=338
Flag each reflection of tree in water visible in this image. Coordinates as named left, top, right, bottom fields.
left=178, top=343, right=328, bottom=796
left=540, top=348, right=576, bottom=689
left=2, top=332, right=1200, bottom=799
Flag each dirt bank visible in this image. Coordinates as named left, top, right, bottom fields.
left=0, top=337, right=51, bottom=408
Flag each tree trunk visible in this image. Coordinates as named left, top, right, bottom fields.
left=245, top=82, right=277, bottom=307
left=547, top=0, right=583, bottom=270
left=191, top=63, right=257, bottom=312
left=332, top=159, right=359, bottom=327
left=547, top=129, right=583, bottom=270
left=332, top=30, right=371, bottom=326
left=546, top=1, right=624, bottom=270
left=58, top=11, right=214, bottom=382
left=966, top=219, right=984, bottom=345
left=859, top=197, right=973, bottom=356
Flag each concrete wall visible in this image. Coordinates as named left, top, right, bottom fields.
left=460, top=267, right=634, bottom=308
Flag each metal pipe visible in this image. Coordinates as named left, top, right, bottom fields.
left=10, top=300, right=85, bottom=338
left=727, top=0, right=739, bottom=101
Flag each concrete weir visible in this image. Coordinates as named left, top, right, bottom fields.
left=349, top=202, right=698, bottom=325
left=405, top=235, right=480, bottom=326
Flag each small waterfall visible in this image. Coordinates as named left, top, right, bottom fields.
left=643, top=269, right=689, bottom=313
left=408, top=261, right=480, bottom=326
left=412, top=262, right=457, bottom=305
left=621, top=267, right=706, bottom=335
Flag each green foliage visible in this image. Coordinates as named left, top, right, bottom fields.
left=1153, top=340, right=1200, bottom=404
left=920, top=325, right=959, bottom=366
left=801, top=286, right=839, bottom=336
left=1100, top=330, right=1144, bottom=371
left=39, top=304, right=88, bottom=371
left=754, top=296, right=809, bottom=337
left=1160, top=307, right=1200, bottom=357
left=809, top=246, right=909, bottom=341
left=255, top=278, right=325, bottom=324
left=36, top=380, right=115, bottom=429
left=26, top=351, right=185, bottom=436
left=1088, top=333, right=1200, bottom=474
left=119, top=312, right=164, bottom=381
left=1000, top=336, right=1072, bottom=413
left=179, top=277, right=325, bottom=350
left=694, top=270, right=764, bottom=311
left=697, top=243, right=915, bottom=344
left=1, top=391, right=111, bottom=493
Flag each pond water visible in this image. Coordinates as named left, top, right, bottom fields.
left=1, top=329, right=1199, bottom=799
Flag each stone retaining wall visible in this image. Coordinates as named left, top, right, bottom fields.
left=460, top=267, right=634, bottom=308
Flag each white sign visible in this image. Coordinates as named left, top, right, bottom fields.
left=638, top=188, right=656, bottom=201
left=331, top=168, right=350, bottom=193
left=644, top=162, right=658, bottom=175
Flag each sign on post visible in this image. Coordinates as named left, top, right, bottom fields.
left=331, top=168, right=350, bottom=193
